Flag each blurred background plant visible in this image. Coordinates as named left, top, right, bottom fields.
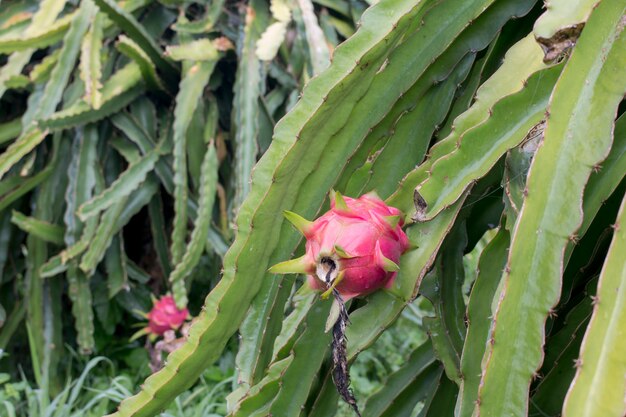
left=0, top=0, right=624, bottom=416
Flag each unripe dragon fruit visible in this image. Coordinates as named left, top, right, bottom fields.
left=269, top=191, right=410, bottom=300
left=146, top=295, right=189, bottom=335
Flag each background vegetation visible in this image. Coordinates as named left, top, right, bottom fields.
left=0, top=0, right=624, bottom=416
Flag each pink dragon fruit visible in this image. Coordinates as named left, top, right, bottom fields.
left=146, top=295, right=189, bottom=335
left=269, top=191, right=410, bottom=300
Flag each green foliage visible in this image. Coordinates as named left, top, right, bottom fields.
left=0, top=0, right=624, bottom=416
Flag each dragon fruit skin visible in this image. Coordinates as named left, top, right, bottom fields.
left=146, top=295, right=189, bottom=336
left=269, top=192, right=410, bottom=300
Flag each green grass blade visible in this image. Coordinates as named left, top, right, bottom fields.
left=561, top=193, right=626, bottom=417
left=476, top=2, right=626, bottom=415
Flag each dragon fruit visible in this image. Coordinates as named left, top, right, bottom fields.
left=269, top=191, right=410, bottom=300
left=146, top=295, right=189, bottom=336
